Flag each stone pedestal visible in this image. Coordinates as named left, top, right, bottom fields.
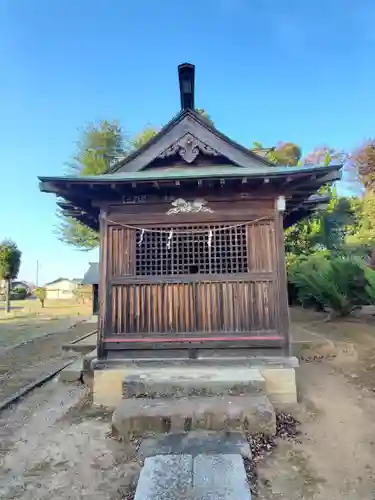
left=92, top=357, right=298, bottom=408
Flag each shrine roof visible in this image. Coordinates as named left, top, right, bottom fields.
left=39, top=163, right=341, bottom=185
left=38, top=62, right=344, bottom=232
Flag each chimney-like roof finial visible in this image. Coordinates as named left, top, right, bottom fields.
left=178, top=63, right=195, bottom=110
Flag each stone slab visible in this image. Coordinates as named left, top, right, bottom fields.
left=59, top=360, right=83, bottom=383
left=123, top=366, right=265, bottom=398
left=112, top=394, right=276, bottom=439
left=93, top=356, right=299, bottom=370
left=133, top=453, right=251, bottom=500
left=62, top=331, right=97, bottom=354
left=138, top=430, right=251, bottom=460
left=193, top=454, right=251, bottom=499
left=134, top=454, right=193, bottom=500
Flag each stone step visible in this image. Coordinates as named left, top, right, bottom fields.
left=123, top=366, right=265, bottom=398
left=134, top=453, right=251, bottom=500
left=137, top=430, right=252, bottom=460
left=112, top=394, right=276, bottom=440
left=59, top=360, right=83, bottom=383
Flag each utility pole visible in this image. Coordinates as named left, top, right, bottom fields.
left=36, top=260, right=39, bottom=287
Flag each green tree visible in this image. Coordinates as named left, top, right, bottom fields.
left=57, top=120, right=125, bottom=250
left=251, top=141, right=301, bottom=166
left=345, top=193, right=375, bottom=263
left=282, top=148, right=351, bottom=257
left=0, top=240, right=22, bottom=313
left=352, top=140, right=375, bottom=192
left=35, top=287, right=46, bottom=308
left=132, top=126, right=158, bottom=149
left=58, top=111, right=215, bottom=250
left=196, top=108, right=214, bottom=126
left=57, top=121, right=158, bottom=250
left=273, top=142, right=302, bottom=166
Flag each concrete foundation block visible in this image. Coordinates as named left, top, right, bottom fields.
left=259, top=367, right=297, bottom=404
left=112, top=395, right=276, bottom=440
left=91, top=358, right=298, bottom=408
left=83, top=349, right=97, bottom=373
left=123, top=366, right=265, bottom=398
left=59, top=360, right=83, bottom=383
left=93, top=369, right=126, bottom=407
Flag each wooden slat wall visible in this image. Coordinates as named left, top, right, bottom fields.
left=247, top=222, right=275, bottom=272
left=108, top=226, right=134, bottom=276
left=111, top=280, right=277, bottom=334
left=106, top=218, right=279, bottom=338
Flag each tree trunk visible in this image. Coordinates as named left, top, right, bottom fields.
left=371, top=248, right=375, bottom=270
left=5, top=279, right=10, bottom=313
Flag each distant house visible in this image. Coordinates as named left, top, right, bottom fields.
left=44, top=278, right=81, bottom=300
left=0, top=279, right=32, bottom=298
left=82, top=263, right=99, bottom=314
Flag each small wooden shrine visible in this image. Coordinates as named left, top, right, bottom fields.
left=39, top=63, right=342, bottom=361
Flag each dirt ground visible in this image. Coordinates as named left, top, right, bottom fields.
left=1, top=307, right=375, bottom=499
left=0, top=382, right=140, bottom=500
left=0, top=299, right=92, bottom=350
left=256, top=308, right=375, bottom=499
left=0, top=319, right=95, bottom=403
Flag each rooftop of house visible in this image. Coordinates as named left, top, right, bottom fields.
left=44, top=277, right=82, bottom=287
left=82, top=262, right=99, bottom=285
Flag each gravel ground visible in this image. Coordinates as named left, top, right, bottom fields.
left=0, top=381, right=140, bottom=500
left=0, top=320, right=94, bottom=403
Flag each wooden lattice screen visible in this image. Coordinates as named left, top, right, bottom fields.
left=135, top=225, right=248, bottom=276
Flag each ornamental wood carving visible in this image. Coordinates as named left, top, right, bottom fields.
left=159, top=133, right=220, bottom=163
left=167, top=198, right=214, bottom=214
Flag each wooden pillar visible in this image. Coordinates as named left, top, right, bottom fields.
left=274, top=202, right=290, bottom=357
left=98, top=209, right=109, bottom=358
left=92, top=284, right=99, bottom=315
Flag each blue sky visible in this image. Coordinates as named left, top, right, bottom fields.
left=0, top=0, right=374, bottom=283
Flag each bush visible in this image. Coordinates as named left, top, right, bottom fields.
left=360, top=263, right=375, bottom=305
left=35, top=287, right=46, bottom=307
left=73, top=285, right=92, bottom=304
left=289, top=255, right=369, bottom=317
left=10, top=286, right=28, bottom=300
left=286, top=252, right=330, bottom=310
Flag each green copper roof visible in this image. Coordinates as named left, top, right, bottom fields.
left=39, top=164, right=342, bottom=184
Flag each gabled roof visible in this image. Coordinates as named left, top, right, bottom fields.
left=108, top=108, right=274, bottom=174
left=44, top=277, right=80, bottom=286
left=39, top=163, right=341, bottom=184
left=38, top=62, right=344, bottom=231
left=82, top=262, right=99, bottom=285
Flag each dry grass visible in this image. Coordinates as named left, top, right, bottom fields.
left=0, top=299, right=92, bottom=350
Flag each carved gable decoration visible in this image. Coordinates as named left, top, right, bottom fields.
left=109, top=110, right=273, bottom=173
left=167, top=198, right=214, bottom=214
left=158, top=133, right=220, bottom=164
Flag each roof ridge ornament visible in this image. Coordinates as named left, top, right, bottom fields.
left=178, top=63, right=195, bottom=110
left=159, top=133, right=220, bottom=163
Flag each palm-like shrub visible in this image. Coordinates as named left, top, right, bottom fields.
left=289, top=255, right=369, bottom=317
